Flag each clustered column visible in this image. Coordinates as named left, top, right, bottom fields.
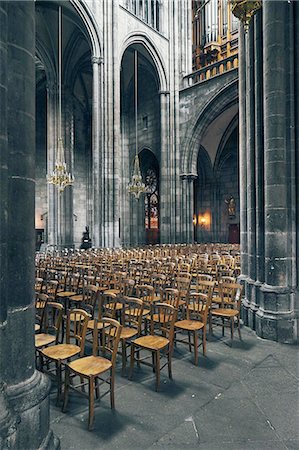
left=239, top=1, right=298, bottom=342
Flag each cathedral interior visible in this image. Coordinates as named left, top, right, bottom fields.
left=0, top=0, right=298, bottom=448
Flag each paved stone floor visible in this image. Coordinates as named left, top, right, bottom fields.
left=50, top=326, right=299, bottom=450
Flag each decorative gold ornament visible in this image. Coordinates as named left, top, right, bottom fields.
left=231, top=0, right=262, bottom=32
left=127, top=50, right=146, bottom=200
left=47, top=138, right=75, bottom=192
left=127, top=155, right=146, bottom=200
left=47, top=6, right=74, bottom=192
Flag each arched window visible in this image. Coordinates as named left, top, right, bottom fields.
left=145, top=168, right=159, bottom=231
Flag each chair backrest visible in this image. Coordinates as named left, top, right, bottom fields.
left=187, top=292, right=210, bottom=324
left=42, top=301, right=63, bottom=343
left=122, top=278, right=135, bottom=297
left=98, top=292, right=118, bottom=319
left=45, top=279, right=59, bottom=300
left=35, top=277, right=44, bottom=293
left=121, top=297, right=143, bottom=334
left=35, top=293, right=49, bottom=327
left=195, top=280, right=215, bottom=299
left=162, top=288, right=180, bottom=310
left=94, top=317, right=122, bottom=364
left=196, top=274, right=213, bottom=283
left=219, top=282, right=242, bottom=308
left=149, top=303, right=176, bottom=348
left=136, top=284, right=154, bottom=305
left=66, top=309, right=89, bottom=355
left=81, top=284, right=99, bottom=316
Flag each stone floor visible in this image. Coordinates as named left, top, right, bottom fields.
left=50, top=326, right=299, bottom=450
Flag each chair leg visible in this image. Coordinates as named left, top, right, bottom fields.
left=188, top=331, right=192, bottom=352
left=222, top=317, right=225, bottom=337
left=231, top=317, right=234, bottom=340
left=88, top=376, right=95, bottom=431
left=110, top=368, right=115, bottom=409
left=121, top=340, right=127, bottom=376
left=167, top=349, right=172, bottom=380
left=155, top=351, right=160, bottom=392
left=237, top=316, right=242, bottom=340
left=56, top=360, right=62, bottom=405
left=202, top=326, right=206, bottom=356
left=129, top=344, right=135, bottom=380
left=152, top=352, right=156, bottom=373
left=194, top=331, right=198, bottom=366
left=95, top=376, right=100, bottom=399
left=62, top=366, right=69, bottom=413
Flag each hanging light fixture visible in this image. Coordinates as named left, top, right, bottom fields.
left=127, top=49, right=146, bottom=200
left=230, top=0, right=262, bottom=33
left=47, top=6, right=74, bottom=192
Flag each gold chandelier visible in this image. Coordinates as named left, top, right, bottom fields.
left=231, top=0, right=262, bottom=32
left=127, top=49, right=146, bottom=200
left=47, top=6, right=74, bottom=192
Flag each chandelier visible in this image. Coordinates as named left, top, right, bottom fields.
left=127, top=49, right=146, bottom=200
left=47, top=6, right=74, bottom=192
left=231, top=0, right=262, bottom=32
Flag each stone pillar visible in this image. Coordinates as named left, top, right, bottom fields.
left=0, top=2, right=15, bottom=445
left=245, top=22, right=257, bottom=328
left=256, top=1, right=297, bottom=342
left=0, top=1, right=58, bottom=447
left=238, top=22, right=249, bottom=317
left=46, top=83, right=58, bottom=246
left=61, top=87, right=74, bottom=248
left=295, top=2, right=299, bottom=340
left=180, top=174, right=197, bottom=243
left=91, top=56, right=103, bottom=248
left=101, top=0, right=120, bottom=248
left=253, top=11, right=264, bottom=324
left=159, top=90, right=171, bottom=243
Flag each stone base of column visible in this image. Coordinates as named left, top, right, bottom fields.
left=255, top=284, right=297, bottom=343
left=6, top=371, right=60, bottom=450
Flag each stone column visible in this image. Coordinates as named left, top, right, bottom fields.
left=159, top=90, right=171, bottom=243
left=253, top=11, right=264, bottom=325
left=238, top=22, right=249, bottom=311
left=0, top=1, right=58, bottom=447
left=91, top=56, right=103, bottom=248
left=245, top=21, right=257, bottom=328
left=62, top=87, right=74, bottom=248
left=46, top=83, right=58, bottom=246
left=257, top=1, right=296, bottom=342
left=180, top=174, right=197, bottom=243
left=0, top=2, right=15, bottom=445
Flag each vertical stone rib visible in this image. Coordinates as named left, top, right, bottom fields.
left=254, top=12, right=264, bottom=286
left=92, top=57, right=101, bottom=248
left=238, top=26, right=248, bottom=277
left=246, top=24, right=256, bottom=282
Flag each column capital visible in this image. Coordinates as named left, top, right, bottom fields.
left=159, top=90, right=170, bottom=95
left=91, top=55, right=103, bottom=65
left=180, top=173, right=197, bottom=181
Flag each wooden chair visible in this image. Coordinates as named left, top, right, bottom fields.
left=40, top=309, right=89, bottom=403
left=174, top=292, right=210, bottom=365
left=118, top=297, right=143, bottom=375
left=210, top=282, right=243, bottom=341
left=35, top=293, right=49, bottom=332
left=35, top=277, right=44, bottom=294
left=62, top=317, right=122, bottom=430
left=129, top=303, right=176, bottom=391
left=44, top=279, right=59, bottom=301
left=35, top=301, right=63, bottom=349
